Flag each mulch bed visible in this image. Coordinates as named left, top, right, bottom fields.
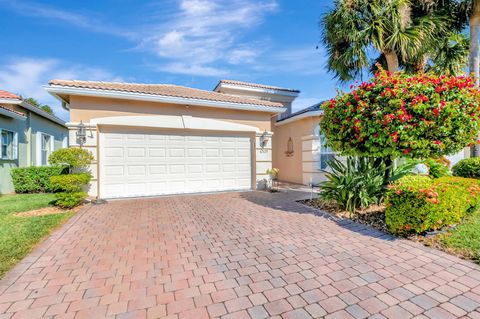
left=298, top=198, right=477, bottom=263
left=298, top=198, right=388, bottom=232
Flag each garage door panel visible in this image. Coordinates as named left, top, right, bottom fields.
left=100, top=130, right=252, bottom=198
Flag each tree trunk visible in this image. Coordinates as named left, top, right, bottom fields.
left=384, top=51, right=399, bottom=73
left=471, top=0, right=480, bottom=157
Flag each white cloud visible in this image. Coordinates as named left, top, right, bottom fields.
left=157, top=63, right=229, bottom=77
left=0, top=0, right=134, bottom=39
left=145, top=0, right=278, bottom=75
left=228, top=49, right=258, bottom=65
left=0, top=57, right=122, bottom=121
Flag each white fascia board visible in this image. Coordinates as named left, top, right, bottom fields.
left=217, top=83, right=300, bottom=97
left=0, top=108, right=26, bottom=120
left=275, top=111, right=324, bottom=126
left=19, top=101, right=66, bottom=126
left=45, top=86, right=287, bottom=114
left=0, top=98, right=21, bottom=105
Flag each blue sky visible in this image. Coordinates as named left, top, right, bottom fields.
left=0, top=0, right=341, bottom=120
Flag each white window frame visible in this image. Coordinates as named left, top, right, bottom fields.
left=314, top=125, right=336, bottom=170
left=36, top=132, right=54, bottom=166
left=0, top=129, right=18, bottom=160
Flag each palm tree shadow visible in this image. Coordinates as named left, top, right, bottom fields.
left=239, top=189, right=397, bottom=242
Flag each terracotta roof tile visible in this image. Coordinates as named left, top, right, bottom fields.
left=0, top=90, right=21, bottom=100
left=49, top=80, right=284, bottom=108
left=217, top=80, right=300, bottom=93
left=0, top=105, right=25, bottom=117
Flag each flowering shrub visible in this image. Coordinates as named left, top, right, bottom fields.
left=385, top=176, right=480, bottom=236
left=321, top=69, right=480, bottom=159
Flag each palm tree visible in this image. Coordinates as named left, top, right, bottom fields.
left=322, top=0, right=462, bottom=81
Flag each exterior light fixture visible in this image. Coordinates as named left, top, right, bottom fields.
left=260, top=130, right=270, bottom=148
left=76, top=120, right=87, bottom=147
left=285, top=137, right=294, bottom=157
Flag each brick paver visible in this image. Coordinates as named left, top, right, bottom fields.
left=0, top=190, right=479, bottom=318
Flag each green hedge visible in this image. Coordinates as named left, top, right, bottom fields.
left=54, top=192, right=87, bottom=208
left=452, top=158, right=480, bottom=178
left=385, top=176, right=480, bottom=236
left=50, top=173, right=92, bottom=193
left=10, top=166, right=67, bottom=193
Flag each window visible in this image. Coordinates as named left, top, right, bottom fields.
left=315, top=125, right=336, bottom=170
left=41, top=134, right=52, bottom=165
left=0, top=130, right=17, bottom=160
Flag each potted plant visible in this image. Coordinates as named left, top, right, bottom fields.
left=266, top=168, right=279, bottom=192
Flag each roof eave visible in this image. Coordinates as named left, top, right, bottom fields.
left=214, top=82, right=300, bottom=97
left=275, top=110, right=324, bottom=126
left=0, top=98, right=22, bottom=105
left=19, top=101, right=66, bottom=126
left=45, top=85, right=286, bottom=114
left=0, top=107, right=26, bottom=120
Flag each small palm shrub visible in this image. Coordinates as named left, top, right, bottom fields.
left=385, top=176, right=480, bottom=236
left=319, top=157, right=385, bottom=214
left=424, top=158, right=451, bottom=178
left=452, top=158, right=480, bottom=178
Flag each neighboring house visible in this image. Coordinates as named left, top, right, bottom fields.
left=0, top=90, right=68, bottom=194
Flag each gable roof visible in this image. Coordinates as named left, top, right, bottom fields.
left=215, top=79, right=300, bottom=93
left=0, top=89, right=65, bottom=126
left=48, top=80, right=285, bottom=109
left=0, top=90, right=21, bottom=100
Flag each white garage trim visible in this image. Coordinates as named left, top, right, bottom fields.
left=91, top=115, right=261, bottom=133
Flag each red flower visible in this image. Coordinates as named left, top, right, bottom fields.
left=434, top=140, right=442, bottom=145
left=403, top=148, right=411, bottom=155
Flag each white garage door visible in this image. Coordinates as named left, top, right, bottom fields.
left=99, top=129, right=252, bottom=198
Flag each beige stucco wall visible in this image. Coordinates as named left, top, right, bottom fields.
left=69, top=96, right=273, bottom=132
left=68, top=95, right=276, bottom=197
left=272, top=116, right=321, bottom=184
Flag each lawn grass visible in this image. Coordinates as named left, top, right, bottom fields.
left=439, top=208, right=480, bottom=264
left=0, top=194, right=74, bottom=277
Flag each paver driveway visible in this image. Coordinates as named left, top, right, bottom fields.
left=1, top=190, right=480, bottom=319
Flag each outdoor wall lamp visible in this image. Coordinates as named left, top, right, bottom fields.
left=260, top=130, right=270, bottom=148
left=76, top=120, right=87, bottom=147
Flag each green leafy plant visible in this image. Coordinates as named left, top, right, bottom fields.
left=266, top=168, right=279, bottom=179
left=50, top=173, right=92, bottom=193
left=10, top=166, right=67, bottom=193
left=48, top=148, right=93, bottom=208
left=320, top=157, right=385, bottom=215
left=321, top=70, right=480, bottom=160
left=453, top=158, right=480, bottom=178
left=385, top=175, right=480, bottom=236
left=53, top=192, right=88, bottom=209
left=48, top=148, right=94, bottom=172
left=424, top=158, right=451, bottom=178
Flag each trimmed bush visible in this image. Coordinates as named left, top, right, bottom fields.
left=54, top=192, right=87, bottom=209
left=50, top=173, right=92, bottom=193
left=452, top=158, right=480, bottom=178
left=48, top=148, right=94, bottom=172
left=385, top=176, right=480, bottom=236
left=11, top=166, right=67, bottom=193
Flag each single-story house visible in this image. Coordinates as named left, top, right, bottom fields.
left=45, top=79, right=468, bottom=199
left=0, top=90, right=68, bottom=194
